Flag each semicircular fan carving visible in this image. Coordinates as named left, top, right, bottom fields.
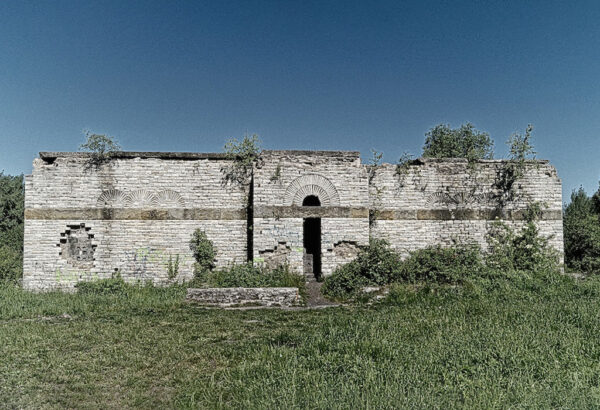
left=155, top=189, right=185, bottom=208
left=124, top=189, right=158, bottom=208
left=96, top=189, right=128, bottom=207
left=284, top=174, right=340, bottom=206
left=426, top=192, right=454, bottom=206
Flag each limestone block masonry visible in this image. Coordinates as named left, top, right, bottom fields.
left=23, top=150, right=563, bottom=291
left=186, top=287, right=301, bottom=307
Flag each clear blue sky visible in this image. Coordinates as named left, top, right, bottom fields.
left=1, top=0, right=599, bottom=201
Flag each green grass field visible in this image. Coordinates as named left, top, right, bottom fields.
left=2, top=275, right=600, bottom=409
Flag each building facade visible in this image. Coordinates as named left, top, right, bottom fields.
left=23, top=150, right=563, bottom=291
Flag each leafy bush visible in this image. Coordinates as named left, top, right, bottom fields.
left=320, top=261, right=370, bottom=299
left=353, top=238, right=403, bottom=284
left=324, top=209, right=561, bottom=301
left=397, top=245, right=484, bottom=284
left=322, top=239, right=484, bottom=300
left=189, top=229, right=216, bottom=277
left=422, top=122, right=494, bottom=161
left=486, top=207, right=559, bottom=273
left=322, top=239, right=402, bottom=299
left=563, top=186, right=600, bottom=273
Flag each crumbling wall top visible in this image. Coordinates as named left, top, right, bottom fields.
left=39, top=151, right=230, bottom=162
left=261, top=150, right=360, bottom=158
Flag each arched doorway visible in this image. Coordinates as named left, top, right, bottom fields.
left=302, top=195, right=321, bottom=281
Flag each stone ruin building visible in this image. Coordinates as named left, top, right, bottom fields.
left=22, top=150, right=563, bottom=291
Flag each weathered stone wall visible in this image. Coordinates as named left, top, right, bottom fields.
left=252, top=151, right=369, bottom=278
left=23, top=153, right=248, bottom=290
left=369, top=159, right=564, bottom=258
left=23, top=151, right=564, bottom=291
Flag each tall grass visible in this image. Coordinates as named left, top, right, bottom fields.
left=3, top=272, right=600, bottom=408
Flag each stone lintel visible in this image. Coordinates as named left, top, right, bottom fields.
left=254, top=206, right=369, bottom=219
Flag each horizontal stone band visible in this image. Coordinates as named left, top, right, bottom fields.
left=25, top=207, right=562, bottom=221
left=254, top=206, right=562, bottom=221
left=25, top=208, right=247, bottom=220
left=378, top=209, right=562, bottom=221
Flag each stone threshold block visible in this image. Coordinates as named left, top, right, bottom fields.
left=186, top=287, right=301, bottom=307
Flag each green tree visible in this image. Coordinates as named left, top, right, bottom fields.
left=0, top=172, right=24, bottom=282
left=592, top=183, right=600, bottom=215
left=422, top=122, right=494, bottom=161
left=563, top=187, right=600, bottom=273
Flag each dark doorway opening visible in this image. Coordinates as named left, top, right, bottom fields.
left=303, top=195, right=321, bottom=281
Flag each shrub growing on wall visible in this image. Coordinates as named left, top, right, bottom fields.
left=422, top=123, right=494, bottom=161
left=494, top=125, right=537, bottom=206
left=79, top=130, right=121, bottom=164
left=222, top=133, right=261, bottom=186
left=189, top=229, right=216, bottom=277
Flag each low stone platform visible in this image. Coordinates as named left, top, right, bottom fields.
left=186, top=287, right=301, bottom=307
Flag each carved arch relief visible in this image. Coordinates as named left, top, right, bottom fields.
left=96, top=189, right=128, bottom=207
left=96, top=189, right=185, bottom=208
left=155, top=189, right=186, bottom=207
left=124, top=189, right=157, bottom=207
left=284, top=174, right=340, bottom=206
